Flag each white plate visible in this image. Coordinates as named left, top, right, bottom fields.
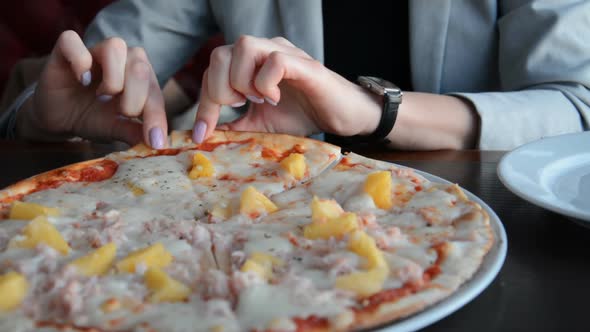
left=498, top=131, right=590, bottom=222
left=379, top=169, right=507, bottom=332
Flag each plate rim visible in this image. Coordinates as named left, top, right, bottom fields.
left=497, top=131, right=590, bottom=222
left=374, top=167, right=507, bottom=332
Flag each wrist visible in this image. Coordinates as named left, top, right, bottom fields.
left=355, top=85, right=382, bottom=136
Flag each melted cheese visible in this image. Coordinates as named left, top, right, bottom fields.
left=236, top=282, right=352, bottom=331
left=0, top=140, right=489, bottom=331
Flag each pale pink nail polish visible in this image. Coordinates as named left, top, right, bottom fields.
left=231, top=101, right=247, bottom=107
left=265, top=97, right=278, bottom=106
left=81, top=71, right=92, bottom=86
left=149, top=127, right=164, bottom=149
left=193, top=121, right=207, bottom=144
left=97, top=95, right=113, bottom=102
left=246, top=95, right=264, bottom=104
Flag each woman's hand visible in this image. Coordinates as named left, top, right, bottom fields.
left=196, top=35, right=479, bottom=149
left=192, top=35, right=382, bottom=143
left=16, top=30, right=168, bottom=148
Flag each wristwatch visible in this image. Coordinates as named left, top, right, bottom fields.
left=356, top=76, right=403, bottom=143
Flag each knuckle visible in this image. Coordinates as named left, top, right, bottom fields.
left=128, top=47, right=148, bottom=61
left=207, top=89, right=224, bottom=104
left=234, top=35, right=254, bottom=50
left=104, top=37, right=127, bottom=56
left=209, top=46, right=231, bottom=66
left=120, top=100, right=140, bottom=117
left=268, top=51, right=285, bottom=65
left=130, top=61, right=151, bottom=80
left=271, top=36, right=292, bottom=46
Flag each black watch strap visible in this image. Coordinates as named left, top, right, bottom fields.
left=360, top=93, right=399, bottom=143
left=353, top=76, right=402, bottom=144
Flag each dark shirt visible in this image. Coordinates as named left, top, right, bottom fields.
left=322, top=0, right=411, bottom=146
left=322, top=0, right=412, bottom=91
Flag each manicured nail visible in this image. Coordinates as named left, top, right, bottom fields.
left=264, top=97, right=278, bottom=106
left=97, top=94, right=113, bottom=102
left=81, top=71, right=92, bottom=86
left=149, top=127, right=164, bottom=149
left=246, top=95, right=264, bottom=104
left=231, top=101, right=247, bottom=108
left=193, top=120, right=207, bottom=144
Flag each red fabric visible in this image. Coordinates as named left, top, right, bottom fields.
left=0, top=1, right=216, bottom=101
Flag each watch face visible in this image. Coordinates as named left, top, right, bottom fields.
left=371, top=77, right=397, bottom=89
left=358, top=76, right=402, bottom=98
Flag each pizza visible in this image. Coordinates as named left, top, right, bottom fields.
left=0, top=130, right=494, bottom=332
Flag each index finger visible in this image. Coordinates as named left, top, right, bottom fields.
left=193, top=70, right=222, bottom=144
left=141, top=69, right=169, bottom=149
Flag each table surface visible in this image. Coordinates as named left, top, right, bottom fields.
left=1, top=140, right=589, bottom=331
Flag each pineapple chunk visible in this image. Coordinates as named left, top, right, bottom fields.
left=335, top=267, right=388, bottom=297
left=348, top=231, right=387, bottom=269
left=144, top=267, right=191, bottom=303
left=303, top=212, right=359, bottom=240
left=70, top=243, right=117, bottom=276
left=240, top=252, right=284, bottom=280
left=280, top=153, right=306, bottom=180
left=364, top=171, right=393, bottom=210
left=336, top=231, right=390, bottom=296
left=209, top=202, right=232, bottom=221
left=310, top=196, right=344, bottom=223
left=9, top=201, right=59, bottom=220
left=116, top=243, right=173, bottom=273
left=210, top=325, right=224, bottom=332
left=239, top=186, right=278, bottom=217
left=189, top=152, right=215, bottom=179
left=0, top=271, right=28, bottom=311
left=240, top=260, right=268, bottom=279
left=126, top=182, right=145, bottom=196
left=9, top=216, right=70, bottom=255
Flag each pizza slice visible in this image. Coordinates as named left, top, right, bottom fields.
left=250, top=153, right=495, bottom=330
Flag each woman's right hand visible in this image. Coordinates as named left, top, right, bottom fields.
left=16, top=30, right=169, bottom=149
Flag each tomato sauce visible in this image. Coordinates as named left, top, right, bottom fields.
left=198, top=138, right=255, bottom=152
left=36, top=321, right=99, bottom=332
left=294, top=316, right=330, bottom=332
left=334, top=156, right=364, bottom=170
left=79, top=159, right=119, bottom=182
left=261, top=144, right=306, bottom=161
left=142, top=138, right=256, bottom=158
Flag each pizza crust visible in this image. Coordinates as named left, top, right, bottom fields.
left=0, top=158, right=111, bottom=209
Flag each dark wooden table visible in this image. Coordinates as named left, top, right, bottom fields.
left=1, top=141, right=589, bottom=331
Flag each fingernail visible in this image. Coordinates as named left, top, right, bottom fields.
left=264, top=97, right=278, bottom=106
left=81, top=71, right=92, bottom=86
left=231, top=101, right=247, bottom=108
left=193, top=120, right=207, bottom=144
left=246, top=95, right=264, bottom=104
left=149, top=127, right=165, bottom=149
left=97, top=94, right=113, bottom=102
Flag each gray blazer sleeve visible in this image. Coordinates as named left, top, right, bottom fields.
left=83, top=0, right=218, bottom=87
left=454, top=1, right=590, bottom=150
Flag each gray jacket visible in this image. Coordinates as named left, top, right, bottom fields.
left=83, top=1, right=590, bottom=149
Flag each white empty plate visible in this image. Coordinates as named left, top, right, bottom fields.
left=498, top=131, right=590, bottom=222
